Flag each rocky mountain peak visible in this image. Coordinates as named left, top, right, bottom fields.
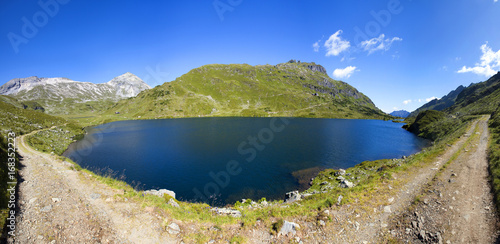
left=107, top=72, right=151, bottom=98
left=281, top=60, right=328, bottom=75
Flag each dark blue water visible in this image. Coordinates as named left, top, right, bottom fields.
left=63, top=117, right=428, bottom=205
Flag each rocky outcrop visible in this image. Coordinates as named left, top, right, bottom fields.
left=305, top=64, right=327, bottom=75
left=0, top=73, right=151, bottom=111
left=211, top=207, right=242, bottom=217
left=143, top=189, right=176, bottom=199
left=279, top=221, right=300, bottom=237
left=284, top=191, right=302, bottom=203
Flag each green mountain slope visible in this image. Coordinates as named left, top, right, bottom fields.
left=408, top=85, right=466, bottom=117
left=404, top=72, right=500, bottom=141
left=106, top=61, right=389, bottom=119
left=0, top=99, right=71, bottom=233
left=448, top=72, right=500, bottom=115
left=403, top=71, right=500, bottom=212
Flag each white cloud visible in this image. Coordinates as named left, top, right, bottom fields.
left=403, top=99, right=412, bottom=105
left=360, top=34, right=402, bottom=55
left=426, top=96, right=439, bottom=102
left=457, top=42, right=500, bottom=77
left=324, top=30, right=350, bottom=56
left=332, top=66, right=358, bottom=79
left=312, top=41, right=320, bottom=52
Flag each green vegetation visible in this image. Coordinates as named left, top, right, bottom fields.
left=0, top=99, right=69, bottom=237
left=408, top=85, right=466, bottom=117
left=26, top=123, right=83, bottom=155
left=404, top=72, right=500, bottom=214
left=0, top=99, right=66, bottom=135
left=403, top=110, right=477, bottom=141
left=46, top=115, right=471, bottom=239
left=488, top=106, right=500, bottom=211
left=105, top=61, right=391, bottom=120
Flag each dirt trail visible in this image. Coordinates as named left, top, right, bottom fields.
left=10, top=130, right=177, bottom=243
left=390, top=115, right=499, bottom=243
left=7, top=116, right=499, bottom=243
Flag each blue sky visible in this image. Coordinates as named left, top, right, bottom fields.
left=1, top=0, right=499, bottom=113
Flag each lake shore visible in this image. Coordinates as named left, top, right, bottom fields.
left=11, top=115, right=498, bottom=243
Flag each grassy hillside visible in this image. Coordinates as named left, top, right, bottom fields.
left=404, top=71, right=500, bottom=213
left=0, top=95, right=45, bottom=112
left=405, top=72, right=500, bottom=139
left=408, top=85, right=466, bottom=117
left=449, top=72, right=500, bottom=115
left=488, top=106, right=500, bottom=211
left=0, top=99, right=71, bottom=237
left=106, top=61, right=390, bottom=120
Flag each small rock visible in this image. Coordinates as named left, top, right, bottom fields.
left=105, top=198, right=114, bottom=202
left=89, top=193, right=101, bottom=200
left=419, top=230, right=426, bottom=240
left=320, top=181, right=330, bottom=186
left=144, top=189, right=176, bottom=199
left=167, top=222, right=180, bottom=235
left=41, top=205, right=52, bottom=212
left=337, top=176, right=345, bottom=181
left=168, top=198, right=180, bottom=208
left=437, top=232, right=443, bottom=244
left=29, top=198, right=37, bottom=204
left=279, top=221, right=300, bottom=236
left=451, top=173, right=457, bottom=177
left=411, top=221, right=418, bottom=229
left=340, top=180, right=354, bottom=188
left=335, top=169, right=346, bottom=176
left=211, top=207, right=242, bottom=217
left=384, top=206, right=391, bottom=213
left=319, top=220, right=325, bottom=226
left=51, top=198, right=61, bottom=203
left=388, top=197, right=394, bottom=203
left=323, top=209, right=330, bottom=215
left=284, top=191, right=302, bottom=203
left=337, top=195, right=343, bottom=205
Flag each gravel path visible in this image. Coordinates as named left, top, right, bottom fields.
left=9, top=130, right=177, bottom=244
left=390, top=115, right=499, bottom=243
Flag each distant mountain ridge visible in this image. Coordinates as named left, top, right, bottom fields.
left=390, top=110, right=410, bottom=118
left=404, top=71, right=500, bottom=140
left=409, top=85, right=467, bottom=117
left=105, top=61, right=389, bottom=119
left=0, top=72, right=151, bottom=114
